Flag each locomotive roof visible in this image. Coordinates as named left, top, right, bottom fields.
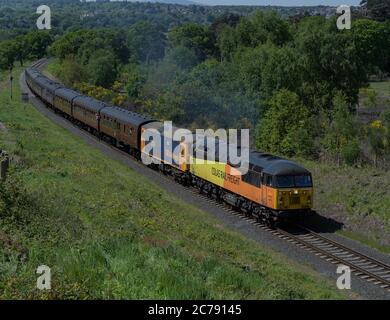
left=100, top=106, right=156, bottom=127
left=56, top=87, right=82, bottom=101
left=73, top=95, right=108, bottom=112
left=249, top=151, right=310, bottom=176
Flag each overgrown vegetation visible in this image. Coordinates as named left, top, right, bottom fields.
left=3, top=0, right=376, bottom=41
left=0, top=68, right=346, bottom=299
left=303, top=158, right=390, bottom=250
left=45, top=10, right=390, bottom=169
left=1, top=1, right=390, bottom=169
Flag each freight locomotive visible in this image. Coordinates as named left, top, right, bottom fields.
left=25, top=67, right=313, bottom=226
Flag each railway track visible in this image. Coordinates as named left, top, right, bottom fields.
left=26, top=60, right=390, bottom=295
left=274, top=225, right=390, bottom=291
left=191, top=191, right=390, bottom=292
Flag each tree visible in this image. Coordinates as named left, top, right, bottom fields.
left=235, top=11, right=291, bottom=48
left=295, top=16, right=367, bottom=110
left=86, top=49, right=118, bottom=88
left=49, top=30, right=94, bottom=60
left=217, top=25, right=243, bottom=62
left=14, top=35, right=29, bottom=66
left=58, top=58, right=87, bottom=87
left=123, top=64, right=146, bottom=98
left=25, top=31, right=52, bottom=59
left=352, top=19, right=390, bottom=75
left=361, top=0, right=390, bottom=21
left=128, top=21, right=166, bottom=64
left=256, top=89, right=313, bottom=157
left=321, top=94, right=360, bottom=166
left=168, top=23, right=215, bottom=62
left=368, top=120, right=387, bottom=167
left=165, top=45, right=198, bottom=71
left=233, top=43, right=302, bottom=103
left=210, top=13, right=241, bottom=38
left=0, top=40, right=16, bottom=70
left=76, top=29, right=130, bottom=65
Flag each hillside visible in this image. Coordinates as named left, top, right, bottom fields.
left=0, top=66, right=346, bottom=299
left=302, top=159, right=390, bottom=253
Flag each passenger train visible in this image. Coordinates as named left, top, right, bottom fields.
left=25, top=67, right=313, bottom=226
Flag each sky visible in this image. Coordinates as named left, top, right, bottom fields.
left=193, top=0, right=361, bottom=6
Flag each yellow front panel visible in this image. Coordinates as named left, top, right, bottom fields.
left=275, top=188, right=313, bottom=210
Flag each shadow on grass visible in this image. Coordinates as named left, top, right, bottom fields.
left=304, top=211, right=344, bottom=234
left=279, top=211, right=344, bottom=235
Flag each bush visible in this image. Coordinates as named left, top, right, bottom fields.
left=341, top=139, right=361, bottom=165
left=256, top=89, right=314, bottom=157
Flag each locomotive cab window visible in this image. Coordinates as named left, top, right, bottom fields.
left=295, top=175, right=312, bottom=187
left=275, top=175, right=313, bottom=188
left=275, top=176, right=294, bottom=188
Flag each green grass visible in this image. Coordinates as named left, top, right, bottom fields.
left=0, top=67, right=347, bottom=300
left=301, top=159, right=390, bottom=252
left=369, top=81, right=390, bottom=99
left=339, top=230, right=390, bottom=255
left=45, top=59, right=62, bottom=80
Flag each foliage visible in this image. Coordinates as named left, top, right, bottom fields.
left=256, top=90, right=313, bottom=157
left=321, top=94, right=361, bottom=166
left=123, top=64, right=146, bottom=99
left=52, top=58, right=86, bottom=87
left=128, top=21, right=166, bottom=64
left=366, top=89, right=379, bottom=109
left=0, top=31, right=52, bottom=70
left=352, top=19, right=390, bottom=75
left=86, top=49, right=118, bottom=88
left=26, top=5, right=390, bottom=168
left=361, top=0, right=390, bottom=21
left=169, top=23, right=216, bottom=62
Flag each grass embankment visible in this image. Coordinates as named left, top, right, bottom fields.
left=369, top=81, right=390, bottom=99
left=44, top=60, right=62, bottom=82
left=0, top=67, right=346, bottom=299
left=302, top=160, right=390, bottom=253
left=302, top=81, right=390, bottom=252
